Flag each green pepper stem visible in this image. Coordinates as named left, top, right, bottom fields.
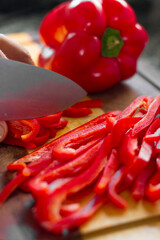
left=101, top=27, right=124, bottom=58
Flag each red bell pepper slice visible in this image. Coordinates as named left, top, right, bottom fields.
left=7, top=113, right=108, bottom=171
left=32, top=136, right=109, bottom=233
left=95, top=147, right=119, bottom=194
left=33, top=127, right=50, bottom=147
left=145, top=171, right=160, bottom=202
left=72, top=99, right=103, bottom=108
left=132, top=95, right=160, bottom=136
left=4, top=136, right=37, bottom=149
left=111, top=117, right=141, bottom=148
left=107, top=167, right=128, bottom=209
left=60, top=203, right=80, bottom=217
left=125, top=119, right=160, bottom=185
left=132, top=158, right=156, bottom=201
left=26, top=139, right=103, bottom=191
left=116, top=96, right=153, bottom=120
left=51, top=116, right=110, bottom=161
left=37, top=112, right=62, bottom=127
left=7, top=119, right=40, bottom=143
left=0, top=171, right=30, bottom=205
left=62, top=107, right=92, bottom=118
left=119, top=129, right=139, bottom=166
left=156, top=155, right=160, bottom=171
left=47, top=119, right=68, bottom=129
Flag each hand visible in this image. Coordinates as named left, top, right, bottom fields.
left=0, top=33, right=34, bottom=64
left=0, top=34, right=34, bottom=142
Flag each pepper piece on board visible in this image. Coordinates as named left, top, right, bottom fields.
left=125, top=118, right=160, bottom=185
left=108, top=166, right=128, bottom=209
left=132, top=157, right=157, bottom=200
left=32, top=137, right=109, bottom=234
left=94, top=147, right=119, bottom=194
left=145, top=171, right=160, bottom=202
left=62, top=107, right=92, bottom=118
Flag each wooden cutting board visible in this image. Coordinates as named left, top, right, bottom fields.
left=0, top=32, right=160, bottom=240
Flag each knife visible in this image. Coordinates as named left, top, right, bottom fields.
left=0, top=58, right=86, bottom=121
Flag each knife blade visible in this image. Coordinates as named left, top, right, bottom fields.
left=0, top=58, right=86, bottom=120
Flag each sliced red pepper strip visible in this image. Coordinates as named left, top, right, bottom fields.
left=134, top=108, right=147, bottom=118
left=95, top=147, right=119, bottom=194
left=72, top=99, right=103, bottom=108
left=7, top=113, right=108, bottom=171
left=47, top=119, right=68, bottom=129
left=7, top=119, right=40, bottom=143
left=33, top=127, right=50, bottom=147
left=156, top=155, right=160, bottom=171
left=32, top=136, right=109, bottom=233
left=62, top=107, right=92, bottom=118
left=156, top=140, right=160, bottom=154
left=125, top=119, right=160, bottom=185
left=26, top=139, right=103, bottom=191
left=38, top=112, right=62, bottom=127
left=48, top=128, right=57, bottom=138
left=145, top=171, right=160, bottom=202
left=132, top=95, right=160, bottom=136
left=144, top=128, right=160, bottom=142
left=51, top=118, right=109, bottom=161
left=119, top=129, right=139, bottom=166
left=132, top=158, right=156, bottom=200
left=60, top=203, right=80, bottom=216
left=116, top=96, right=153, bottom=120
left=48, top=195, right=107, bottom=234
left=107, top=167, right=128, bottom=209
left=20, top=120, right=40, bottom=142
left=111, top=117, right=141, bottom=148
left=4, top=136, right=37, bottom=149
left=0, top=170, right=30, bottom=205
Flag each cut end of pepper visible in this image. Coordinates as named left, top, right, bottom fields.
left=101, top=27, right=124, bottom=58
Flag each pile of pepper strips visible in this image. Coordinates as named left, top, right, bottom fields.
left=0, top=95, right=160, bottom=235
left=4, top=99, right=102, bottom=149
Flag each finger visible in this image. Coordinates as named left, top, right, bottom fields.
left=0, top=34, right=34, bottom=65
left=0, top=49, right=7, bottom=59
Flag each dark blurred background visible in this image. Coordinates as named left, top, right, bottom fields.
left=0, top=0, right=159, bottom=70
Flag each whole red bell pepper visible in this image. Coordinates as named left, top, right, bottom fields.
left=39, top=0, right=148, bottom=93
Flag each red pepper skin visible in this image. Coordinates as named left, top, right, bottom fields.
left=119, top=129, right=139, bottom=166
left=37, top=112, right=62, bottom=128
left=51, top=114, right=110, bottom=161
left=111, top=117, right=141, bottom=148
left=72, top=99, right=103, bottom=109
left=116, top=96, right=153, bottom=120
left=27, top=139, right=103, bottom=190
left=95, top=148, right=119, bottom=194
left=62, top=107, right=92, bottom=118
left=0, top=171, right=30, bottom=205
left=6, top=119, right=40, bottom=143
left=32, top=136, right=109, bottom=234
left=4, top=136, right=37, bottom=149
left=132, top=158, right=156, bottom=201
left=7, top=113, right=108, bottom=172
left=39, top=0, right=148, bottom=93
left=125, top=119, right=160, bottom=185
left=33, top=127, right=50, bottom=147
left=107, top=167, right=128, bottom=209
left=132, top=95, right=160, bottom=136
left=145, top=171, right=160, bottom=202
left=47, top=119, right=68, bottom=130
left=156, top=155, right=160, bottom=171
